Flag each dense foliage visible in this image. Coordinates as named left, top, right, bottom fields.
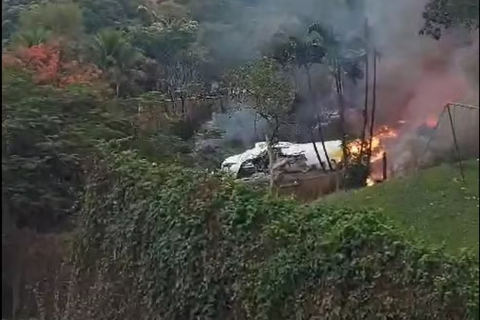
left=3, top=44, right=102, bottom=86
left=226, top=57, right=295, bottom=137
left=1, top=67, right=200, bottom=233
left=2, top=0, right=479, bottom=318
left=421, top=0, right=479, bottom=39
left=2, top=69, right=132, bottom=231
left=71, top=144, right=478, bottom=320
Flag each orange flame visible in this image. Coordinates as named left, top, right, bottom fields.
left=425, top=116, right=438, bottom=128
left=347, top=126, right=398, bottom=162
left=346, top=115, right=440, bottom=186
left=346, top=126, right=399, bottom=186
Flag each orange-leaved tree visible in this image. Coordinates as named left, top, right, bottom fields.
left=2, top=43, right=102, bottom=86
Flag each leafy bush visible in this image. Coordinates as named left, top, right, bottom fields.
left=72, top=142, right=479, bottom=320
left=2, top=69, right=133, bottom=232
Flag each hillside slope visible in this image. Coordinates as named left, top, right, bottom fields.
left=74, top=148, right=478, bottom=319
left=324, top=160, right=479, bottom=255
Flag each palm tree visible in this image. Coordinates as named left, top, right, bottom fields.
left=347, top=19, right=381, bottom=183
left=308, top=22, right=365, bottom=165
left=269, top=34, right=334, bottom=172
left=90, top=29, right=143, bottom=97
left=291, top=36, right=334, bottom=172
left=13, top=28, right=52, bottom=47
left=359, top=20, right=370, bottom=161
left=366, top=48, right=379, bottom=165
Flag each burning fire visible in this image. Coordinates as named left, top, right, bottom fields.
left=346, top=125, right=399, bottom=186
left=366, top=177, right=375, bottom=186
left=346, top=112, right=441, bottom=186
left=347, top=125, right=398, bottom=162
left=425, top=116, right=438, bottom=128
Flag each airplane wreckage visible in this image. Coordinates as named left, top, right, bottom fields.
left=221, top=140, right=342, bottom=183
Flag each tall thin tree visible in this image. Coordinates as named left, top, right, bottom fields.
left=359, top=19, right=370, bottom=160
left=272, top=35, right=331, bottom=172
left=308, top=24, right=348, bottom=163
left=366, top=48, right=378, bottom=165
left=301, top=41, right=332, bottom=172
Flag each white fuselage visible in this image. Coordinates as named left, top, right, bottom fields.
left=221, top=140, right=342, bottom=176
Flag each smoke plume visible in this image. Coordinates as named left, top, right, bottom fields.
left=203, top=0, right=479, bottom=168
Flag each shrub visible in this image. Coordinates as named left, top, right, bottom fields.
left=2, top=69, right=132, bottom=232
left=71, top=142, right=479, bottom=320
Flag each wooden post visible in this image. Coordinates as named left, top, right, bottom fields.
left=382, top=152, right=387, bottom=181
left=446, top=104, right=465, bottom=181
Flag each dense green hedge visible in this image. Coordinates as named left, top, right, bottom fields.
left=74, top=142, right=479, bottom=320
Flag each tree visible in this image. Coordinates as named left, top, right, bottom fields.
left=272, top=34, right=335, bottom=172
left=152, top=0, right=191, bottom=21
left=305, top=22, right=369, bottom=188
left=366, top=48, right=379, bottom=166
left=420, top=0, right=479, bottom=39
left=16, top=2, right=84, bottom=42
left=355, top=20, right=373, bottom=186
left=89, top=29, right=143, bottom=97
left=9, top=1, right=86, bottom=69
left=308, top=23, right=365, bottom=166
left=226, top=57, right=295, bottom=189
left=2, top=43, right=102, bottom=86
left=75, top=0, right=142, bottom=34
left=11, top=27, right=51, bottom=47
left=2, top=0, right=44, bottom=43
left=164, top=47, right=206, bottom=115
left=2, top=68, right=132, bottom=232
left=130, top=18, right=205, bottom=112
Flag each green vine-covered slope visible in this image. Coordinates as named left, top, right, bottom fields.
left=74, top=143, right=479, bottom=320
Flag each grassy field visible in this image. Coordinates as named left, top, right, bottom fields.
left=323, top=160, right=479, bottom=256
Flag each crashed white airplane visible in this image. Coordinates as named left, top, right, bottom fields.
left=221, top=140, right=342, bottom=178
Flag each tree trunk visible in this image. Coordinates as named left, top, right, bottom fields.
left=367, top=49, right=378, bottom=165
left=168, top=90, right=176, bottom=115
left=253, top=114, right=257, bottom=140
left=359, top=21, right=370, bottom=160
left=316, top=118, right=333, bottom=170
left=180, top=95, right=186, bottom=118
left=115, top=82, right=120, bottom=98
left=334, top=61, right=347, bottom=163
left=55, top=46, right=64, bottom=87
left=266, top=134, right=275, bottom=191
left=155, top=64, right=163, bottom=91
left=292, top=67, right=300, bottom=93
left=310, top=130, right=326, bottom=172
left=382, top=152, right=387, bottom=180
left=306, top=66, right=330, bottom=172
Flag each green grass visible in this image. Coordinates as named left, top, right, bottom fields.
left=324, top=160, right=479, bottom=256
